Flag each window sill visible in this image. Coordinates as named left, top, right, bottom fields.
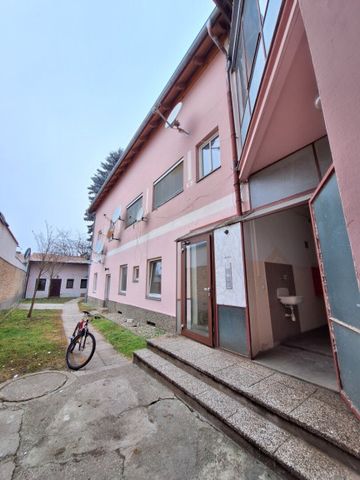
left=197, top=165, right=221, bottom=184
left=119, top=291, right=126, bottom=296
left=146, top=295, right=161, bottom=301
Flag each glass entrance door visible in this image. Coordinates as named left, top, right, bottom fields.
left=181, top=234, right=214, bottom=346
left=310, top=170, right=360, bottom=416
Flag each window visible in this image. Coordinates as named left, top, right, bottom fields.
left=119, top=265, right=128, bottom=294
left=199, top=134, right=221, bottom=179
left=126, top=195, right=143, bottom=227
left=133, top=266, right=139, bottom=283
left=37, top=278, right=46, bottom=291
left=148, top=258, right=162, bottom=299
left=93, top=273, right=98, bottom=293
left=66, top=279, right=74, bottom=289
left=153, top=160, right=183, bottom=209
left=80, top=279, right=88, bottom=289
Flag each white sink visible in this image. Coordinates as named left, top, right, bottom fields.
left=278, top=296, right=303, bottom=306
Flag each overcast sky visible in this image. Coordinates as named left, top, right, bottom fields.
left=0, top=0, right=214, bottom=251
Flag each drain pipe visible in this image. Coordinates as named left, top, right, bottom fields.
left=207, top=20, right=242, bottom=216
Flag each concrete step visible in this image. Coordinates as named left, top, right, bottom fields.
left=134, top=348, right=359, bottom=480
left=146, top=336, right=360, bottom=462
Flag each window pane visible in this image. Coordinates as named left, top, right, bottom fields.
left=235, top=33, right=248, bottom=106
left=211, top=136, right=221, bottom=170
left=249, top=41, right=266, bottom=110
left=66, top=279, right=74, bottom=289
left=263, top=0, right=282, bottom=53
left=243, top=0, right=261, bottom=76
left=201, top=143, right=212, bottom=177
left=241, top=99, right=251, bottom=144
left=314, top=136, right=333, bottom=178
left=37, top=278, right=46, bottom=291
left=153, top=161, right=183, bottom=209
left=149, top=260, right=162, bottom=295
left=126, top=197, right=142, bottom=227
left=259, top=0, right=268, bottom=20
left=249, top=145, right=319, bottom=208
left=120, top=266, right=127, bottom=292
left=133, top=266, right=139, bottom=282
left=80, top=279, right=87, bottom=289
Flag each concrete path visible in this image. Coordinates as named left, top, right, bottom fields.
left=0, top=300, right=284, bottom=479
left=19, top=303, right=64, bottom=310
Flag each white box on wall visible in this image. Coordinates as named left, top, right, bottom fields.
left=214, top=223, right=246, bottom=308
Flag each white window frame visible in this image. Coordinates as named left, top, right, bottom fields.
left=93, top=273, right=98, bottom=293
left=147, top=258, right=162, bottom=300
left=133, top=265, right=140, bottom=283
left=125, top=194, right=143, bottom=227
left=198, top=132, right=221, bottom=180
left=119, top=264, right=128, bottom=295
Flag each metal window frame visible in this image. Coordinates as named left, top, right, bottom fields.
left=125, top=194, right=143, bottom=228
left=153, top=158, right=184, bottom=210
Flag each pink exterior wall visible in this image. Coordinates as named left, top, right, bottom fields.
left=89, top=51, right=236, bottom=317
left=299, top=0, right=360, bottom=282
left=25, top=262, right=89, bottom=298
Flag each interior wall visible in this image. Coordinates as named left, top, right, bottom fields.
left=244, top=205, right=327, bottom=355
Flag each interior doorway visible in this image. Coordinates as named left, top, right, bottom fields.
left=243, top=204, right=337, bottom=390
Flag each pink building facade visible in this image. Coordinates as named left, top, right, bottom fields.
left=88, top=11, right=237, bottom=333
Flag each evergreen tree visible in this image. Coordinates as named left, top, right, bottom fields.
left=84, top=147, right=123, bottom=242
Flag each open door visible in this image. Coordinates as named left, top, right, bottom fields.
left=181, top=234, right=214, bottom=347
left=310, top=168, right=360, bottom=417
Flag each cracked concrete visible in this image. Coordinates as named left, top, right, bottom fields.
left=0, top=301, right=283, bottom=479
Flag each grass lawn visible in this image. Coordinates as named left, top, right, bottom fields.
left=92, top=317, right=147, bottom=359
left=78, top=301, right=95, bottom=312
left=21, top=297, right=77, bottom=304
left=0, top=309, right=67, bottom=383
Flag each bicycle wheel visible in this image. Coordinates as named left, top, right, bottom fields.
left=66, top=332, right=96, bottom=370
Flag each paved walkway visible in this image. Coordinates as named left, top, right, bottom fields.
left=0, top=300, right=285, bottom=479
left=62, top=299, right=127, bottom=371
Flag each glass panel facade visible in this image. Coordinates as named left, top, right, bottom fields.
left=263, top=0, right=283, bottom=53
left=249, top=145, right=319, bottom=209
left=232, top=0, right=283, bottom=147
left=126, top=196, right=143, bottom=227
left=153, top=161, right=183, bottom=209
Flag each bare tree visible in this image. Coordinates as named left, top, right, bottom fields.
left=27, top=223, right=67, bottom=318
left=54, top=231, right=91, bottom=258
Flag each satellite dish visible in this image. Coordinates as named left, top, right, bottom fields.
left=24, top=248, right=31, bottom=260
left=95, top=239, right=104, bottom=254
left=165, top=102, right=183, bottom=129
left=111, top=207, right=121, bottom=223
left=136, top=207, right=144, bottom=222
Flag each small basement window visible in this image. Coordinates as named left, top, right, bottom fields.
left=66, top=279, right=74, bottom=289
left=199, top=133, right=221, bottom=179
left=133, top=266, right=139, bottom=283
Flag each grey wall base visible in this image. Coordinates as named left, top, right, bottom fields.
left=87, top=296, right=176, bottom=334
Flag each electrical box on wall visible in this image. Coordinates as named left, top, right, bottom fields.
left=214, top=223, right=246, bottom=307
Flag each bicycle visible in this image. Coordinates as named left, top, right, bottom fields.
left=66, top=310, right=98, bottom=370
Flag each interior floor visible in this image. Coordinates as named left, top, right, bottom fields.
left=254, top=327, right=338, bottom=391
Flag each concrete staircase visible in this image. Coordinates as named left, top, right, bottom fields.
left=134, top=336, right=360, bottom=480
